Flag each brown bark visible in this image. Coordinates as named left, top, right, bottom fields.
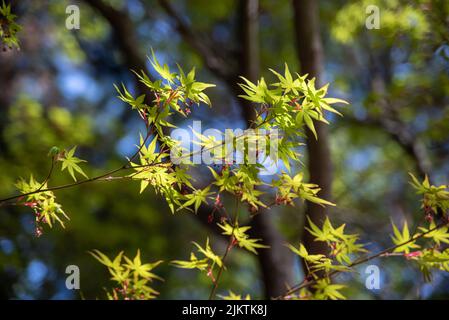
left=238, top=0, right=294, bottom=298
left=292, top=0, right=331, bottom=259
left=82, top=0, right=150, bottom=105
left=237, top=0, right=259, bottom=121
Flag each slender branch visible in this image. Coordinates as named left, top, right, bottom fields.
left=0, top=109, right=275, bottom=206
left=157, top=0, right=235, bottom=83
left=343, top=114, right=432, bottom=179
left=0, top=124, right=153, bottom=205
left=209, top=197, right=241, bottom=300
left=275, top=219, right=449, bottom=299
left=37, top=156, right=56, bottom=191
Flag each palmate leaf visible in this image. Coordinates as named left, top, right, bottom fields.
left=123, top=249, right=163, bottom=281
left=304, top=216, right=366, bottom=264
left=419, top=222, right=449, bottom=245
left=178, top=186, right=214, bottom=213
left=269, top=63, right=299, bottom=94
left=149, top=49, right=176, bottom=83
left=90, top=249, right=163, bottom=300
left=313, top=279, right=346, bottom=300
left=391, top=220, right=420, bottom=253
left=240, top=187, right=267, bottom=210
left=219, top=291, right=251, bottom=300
left=16, top=175, right=53, bottom=202
left=89, top=250, right=130, bottom=283
left=89, top=249, right=123, bottom=271
left=40, top=197, right=69, bottom=228
left=238, top=76, right=278, bottom=104
left=16, top=176, right=69, bottom=230
left=193, top=238, right=223, bottom=268
left=218, top=222, right=269, bottom=254
left=177, top=65, right=216, bottom=107
left=409, top=173, right=449, bottom=212
left=276, top=172, right=335, bottom=207
left=114, top=83, right=146, bottom=110
left=172, top=238, right=222, bottom=271
left=303, top=112, right=317, bottom=139
left=59, top=146, right=88, bottom=181
left=131, top=164, right=175, bottom=194
left=287, top=242, right=351, bottom=274
left=415, top=249, right=449, bottom=282
left=208, top=166, right=238, bottom=193
left=286, top=243, right=326, bottom=264
left=171, top=252, right=209, bottom=270
left=0, top=1, right=21, bottom=50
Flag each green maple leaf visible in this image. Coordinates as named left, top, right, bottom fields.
left=219, top=291, right=251, bottom=300
left=313, top=279, right=346, bottom=300
left=123, top=249, right=163, bottom=281
left=391, top=220, right=420, bottom=253
left=171, top=252, right=209, bottom=270
left=286, top=243, right=326, bottom=264
left=419, top=222, right=449, bottom=245
left=218, top=222, right=269, bottom=254
left=149, top=49, right=176, bottom=84
left=60, top=146, right=88, bottom=181
left=192, top=238, right=222, bottom=268
left=178, top=186, right=214, bottom=213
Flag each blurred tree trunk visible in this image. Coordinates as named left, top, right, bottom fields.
left=238, top=0, right=294, bottom=298
left=89, top=0, right=294, bottom=298
left=292, top=0, right=331, bottom=260
left=82, top=0, right=150, bottom=106
left=159, top=0, right=294, bottom=298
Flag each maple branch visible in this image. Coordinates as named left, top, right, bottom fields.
left=275, top=219, right=449, bottom=299
left=208, top=197, right=241, bottom=300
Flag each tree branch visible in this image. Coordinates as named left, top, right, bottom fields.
left=276, top=218, right=449, bottom=299
left=292, top=0, right=332, bottom=270
left=344, top=113, right=432, bottom=179
left=157, top=0, right=235, bottom=83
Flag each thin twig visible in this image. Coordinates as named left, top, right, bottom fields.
left=37, top=156, right=56, bottom=191
left=208, top=197, right=241, bottom=300
left=0, top=113, right=272, bottom=205
left=275, top=219, right=449, bottom=300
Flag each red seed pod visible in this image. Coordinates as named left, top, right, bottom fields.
left=207, top=267, right=216, bottom=283
left=404, top=251, right=422, bottom=259
left=275, top=195, right=284, bottom=205
left=35, top=226, right=43, bottom=237
left=207, top=213, right=214, bottom=224
left=214, top=194, right=223, bottom=208
left=24, top=202, right=38, bottom=208
left=424, top=205, right=433, bottom=215
left=249, top=205, right=258, bottom=214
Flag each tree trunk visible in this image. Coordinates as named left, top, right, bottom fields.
left=292, top=0, right=331, bottom=260
left=238, top=0, right=294, bottom=298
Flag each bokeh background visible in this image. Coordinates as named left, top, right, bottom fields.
left=1, top=0, right=449, bottom=299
